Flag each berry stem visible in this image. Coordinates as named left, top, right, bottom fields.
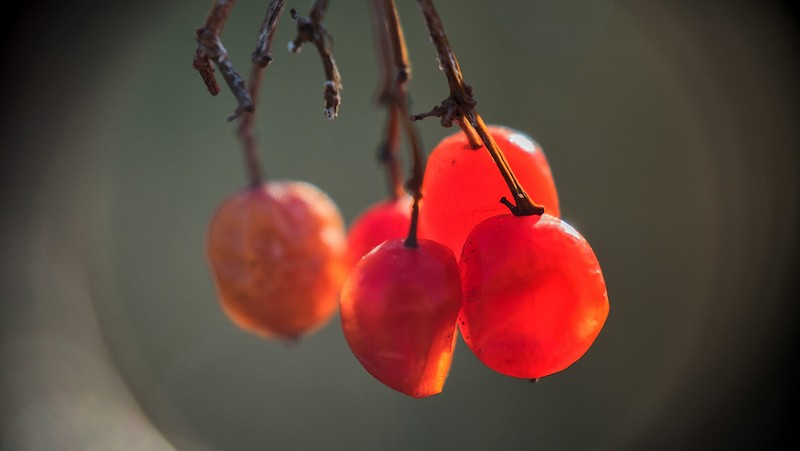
left=289, top=1, right=342, bottom=120
left=400, top=98, right=426, bottom=248
left=236, top=0, right=287, bottom=185
left=193, top=0, right=254, bottom=120
left=381, top=103, right=406, bottom=200
left=236, top=64, right=265, bottom=185
left=375, top=0, right=427, bottom=248
left=371, top=0, right=404, bottom=200
left=470, top=112, right=543, bottom=216
left=412, top=0, right=544, bottom=216
left=456, top=116, right=483, bottom=149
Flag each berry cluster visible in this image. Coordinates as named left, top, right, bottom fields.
left=196, top=0, right=608, bottom=399
left=207, top=126, right=609, bottom=397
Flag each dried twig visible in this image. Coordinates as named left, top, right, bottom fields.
left=193, top=0, right=254, bottom=120
left=253, top=0, right=286, bottom=68
left=289, top=0, right=343, bottom=119
left=412, top=0, right=542, bottom=216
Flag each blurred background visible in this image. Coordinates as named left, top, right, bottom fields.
left=1, top=0, right=798, bottom=449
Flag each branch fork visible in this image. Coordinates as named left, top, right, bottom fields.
left=193, top=0, right=254, bottom=121
left=289, top=2, right=342, bottom=119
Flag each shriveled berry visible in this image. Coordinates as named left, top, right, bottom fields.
left=340, top=239, right=461, bottom=397
left=206, top=181, right=347, bottom=340
left=459, top=214, right=608, bottom=379
left=419, top=126, right=560, bottom=256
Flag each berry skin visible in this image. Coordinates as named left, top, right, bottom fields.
left=340, top=239, right=461, bottom=397
left=459, top=214, right=608, bottom=379
left=206, top=181, right=348, bottom=340
left=419, top=126, right=560, bottom=256
left=346, top=195, right=412, bottom=268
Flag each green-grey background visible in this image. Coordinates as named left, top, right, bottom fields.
left=2, top=1, right=798, bottom=450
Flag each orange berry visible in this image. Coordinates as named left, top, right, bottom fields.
left=206, top=181, right=347, bottom=340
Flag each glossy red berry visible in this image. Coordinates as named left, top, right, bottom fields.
left=346, top=195, right=412, bottom=268
left=459, top=214, right=608, bottom=379
left=340, top=239, right=461, bottom=397
left=206, top=181, right=348, bottom=340
left=419, top=126, right=560, bottom=256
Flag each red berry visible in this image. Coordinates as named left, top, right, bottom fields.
left=346, top=195, right=412, bottom=268
left=206, top=181, right=348, bottom=340
left=419, top=126, right=560, bottom=256
left=459, top=214, right=608, bottom=379
left=340, top=239, right=461, bottom=397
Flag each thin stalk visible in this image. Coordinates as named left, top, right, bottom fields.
left=371, top=0, right=404, bottom=199
left=377, top=0, right=427, bottom=247
left=237, top=0, right=286, bottom=185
